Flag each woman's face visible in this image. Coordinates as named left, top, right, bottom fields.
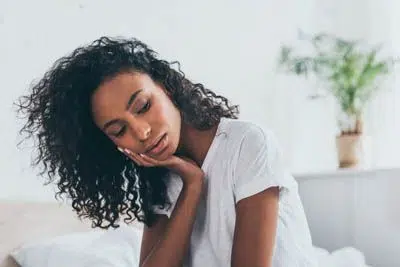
left=91, top=71, right=181, bottom=161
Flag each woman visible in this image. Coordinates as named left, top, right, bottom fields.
left=17, top=37, right=317, bottom=267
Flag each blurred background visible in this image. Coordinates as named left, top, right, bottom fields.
left=0, top=1, right=399, bottom=266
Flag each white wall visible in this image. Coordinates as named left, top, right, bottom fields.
left=0, top=0, right=399, bottom=201
left=296, top=168, right=400, bottom=267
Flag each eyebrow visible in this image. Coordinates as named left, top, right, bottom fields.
left=102, top=89, right=143, bottom=131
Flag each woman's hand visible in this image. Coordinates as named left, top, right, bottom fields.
left=118, top=147, right=204, bottom=188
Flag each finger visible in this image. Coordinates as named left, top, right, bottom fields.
left=129, top=153, right=147, bottom=166
left=138, top=154, right=161, bottom=166
left=126, top=151, right=156, bottom=167
left=140, top=154, right=183, bottom=168
left=118, top=147, right=146, bottom=166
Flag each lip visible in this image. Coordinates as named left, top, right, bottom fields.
left=145, top=133, right=168, bottom=155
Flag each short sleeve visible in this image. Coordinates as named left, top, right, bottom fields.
left=152, top=172, right=183, bottom=218
left=233, top=125, right=295, bottom=203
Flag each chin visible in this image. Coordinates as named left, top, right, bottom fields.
left=149, top=135, right=178, bottom=161
left=152, top=146, right=173, bottom=161
left=156, top=154, right=170, bottom=162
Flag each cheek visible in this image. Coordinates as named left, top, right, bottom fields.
left=150, top=97, right=172, bottom=123
left=158, top=96, right=180, bottom=122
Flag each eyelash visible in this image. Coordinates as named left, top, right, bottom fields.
left=115, top=127, right=126, bottom=137
left=137, top=100, right=151, bottom=114
left=114, top=100, right=151, bottom=137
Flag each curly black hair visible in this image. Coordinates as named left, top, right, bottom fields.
left=16, top=36, right=239, bottom=229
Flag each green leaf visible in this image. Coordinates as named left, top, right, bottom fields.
left=277, top=31, right=398, bottom=107
left=279, top=46, right=292, bottom=65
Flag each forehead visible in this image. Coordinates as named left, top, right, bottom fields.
left=93, top=72, right=153, bottom=104
left=95, top=72, right=150, bottom=99
left=91, top=72, right=154, bottom=122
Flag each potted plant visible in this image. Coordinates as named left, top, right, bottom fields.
left=278, top=31, right=398, bottom=168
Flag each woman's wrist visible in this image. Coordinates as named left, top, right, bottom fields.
left=182, top=177, right=204, bottom=195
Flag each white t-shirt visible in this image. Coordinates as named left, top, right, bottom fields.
left=153, top=118, right=317, bottom=267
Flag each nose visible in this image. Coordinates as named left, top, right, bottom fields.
left=130, top=120, right=151, bottom=142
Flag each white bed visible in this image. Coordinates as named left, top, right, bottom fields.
left=0, top=200, right=142, bottom=267
left=0, top=200, right=371, bottom=267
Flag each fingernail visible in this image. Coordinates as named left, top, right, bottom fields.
left=139, top=153, right=144, bottom=157
left=124, top=148, right=132, bottom=155
left=117, top=147, right=124, bottom=153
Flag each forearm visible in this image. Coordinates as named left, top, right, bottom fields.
left=141, top=183, right=202, bottom=267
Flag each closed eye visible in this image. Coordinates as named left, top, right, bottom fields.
left=110, top=99, right=151, bottom=138
left=114, top=125, right=126, bottom=137
left=137, top=100, right=151, bottom=114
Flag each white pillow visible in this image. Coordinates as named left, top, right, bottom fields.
left=10, top=224, right=143, bottom=267
left=314, top=246, right=372, bottom=267
left=11, top=229, right=371, bottom=267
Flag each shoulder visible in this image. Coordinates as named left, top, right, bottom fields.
left=222, top=118, right=268, bottom=141
left=228, top=120, right=293, bottom=203
left=221, top=119, right=282, bottom=169
left=222, top=118, right=278, bottom=154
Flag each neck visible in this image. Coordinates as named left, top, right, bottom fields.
left=177, top=121, right=219, bottom=167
